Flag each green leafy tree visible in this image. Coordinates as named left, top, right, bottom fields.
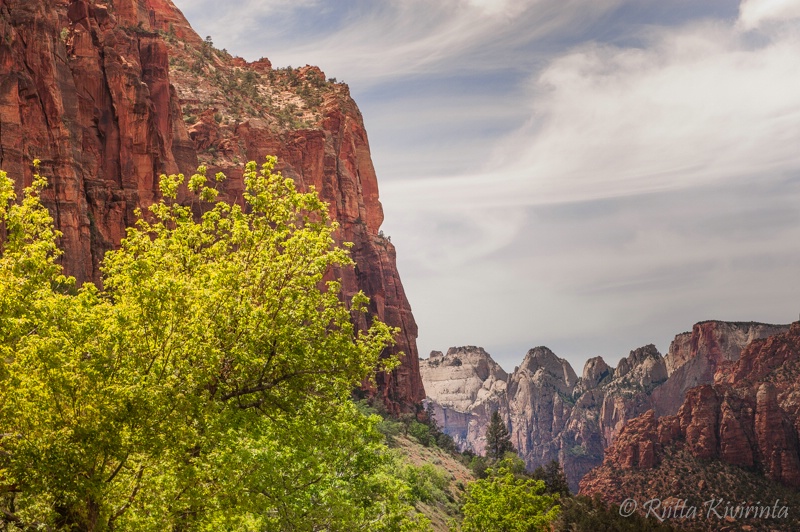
left=485, top=410, right=515, bottom=461
left=0, top=159, right=430, bottom=531
left=461, top=466, right=560, bottom=532
left=470, top=455, right=490, bottom=479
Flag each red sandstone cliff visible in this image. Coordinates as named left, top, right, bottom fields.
left=653, top=321, right=790, bottom=416
left=581, top=322, right=800, bottom=508
left=0, top=0, right=424, bottom=411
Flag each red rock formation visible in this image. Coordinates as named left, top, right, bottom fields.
left=602, top=410, right=660, bottom=469
left=653, top=321, right=789, bottom=417
left=0, top=0, right=424, bottom=412
left=581, top=323, right=800, bottom=498
left=664, top=321, right=788, bottom=375
left=422, top=321, right=795, bottom=493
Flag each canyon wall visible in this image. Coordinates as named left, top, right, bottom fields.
left=0, top=0, right=424, bottom=411
left=421, top=343, right=666, bottom=492
left=421, top=320, right=791, bottom=491
left=580, top=322, right=800, bottom=521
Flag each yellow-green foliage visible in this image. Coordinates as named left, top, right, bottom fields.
left=0, top=159, right=429, bottom=531
left=461, top=465, right=560, bottom=532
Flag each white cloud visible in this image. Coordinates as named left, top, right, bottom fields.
left=738, top=0, right=800, bottom=30
left=406, top=184, right=800, bottom=367
left=171, top=0, right=800, bottom=365
left=385, top=15, right=800, bottom=209
left=178, top=0, right=320, bottom=20
left=511, top=22, right=800, bottom=203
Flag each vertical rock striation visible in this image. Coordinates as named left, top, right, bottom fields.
left=654, top=321, right=790, bottom=417
left=421, top=343, right=669, bottom=492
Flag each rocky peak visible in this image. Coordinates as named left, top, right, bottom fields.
left=518, top=346, right=578, bottom=389
left=718, top=321, right=800, bottom=387
left=142, top=0, right=202, bottom=45
left=613, top=344, right=667, bottom=390
left=653, top=320, right=791, bottom=417
left=581, top=322, right=800, bottom=503
left=424, top=342, right=668, bottom=492
left=419, top=346, right=507, bottom=413
left=443, top=346, right=507, bottom=381
left=664, top=320, right=790, bottom=375
left=424, top=321, right=798, bottom=494
left=420, top=347, right=508, bottom=451
left=580, top=356, right=612, bottom=390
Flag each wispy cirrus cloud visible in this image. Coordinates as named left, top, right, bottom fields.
left=384, top=12, right=800, bottom=208
left=378, top=3, right=800, bottom=365
left=177, top=0, right=626, bottom=85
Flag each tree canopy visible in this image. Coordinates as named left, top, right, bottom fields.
left=0, top=159, right=429, bottom=530
left=461, top=464, right=560, bottom=532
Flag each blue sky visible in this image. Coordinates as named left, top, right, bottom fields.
left=172, top=0, right=800, bottom=371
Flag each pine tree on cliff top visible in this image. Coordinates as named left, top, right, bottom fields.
left=486, top=410, right=515, bottom=461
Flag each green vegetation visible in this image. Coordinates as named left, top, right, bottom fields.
left=356, top=400, right=472, bottom=529
left=531, top=460, right=570, bottom=498
left=0, top=160, right=431, bottom=530
left=461, top=463, right=560, bottom=532
left=553, top=495, right=683, bottom=532
left=584, top=446, right=800, bottom=531
left=485, top=411, right=515, bottom=461
left=0, top=158, right=703, bottom=532
left=453, top=412, right=562, bottom=530
left=567, top=444, right=588, bottom=457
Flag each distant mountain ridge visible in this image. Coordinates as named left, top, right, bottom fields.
left=421, top=320, right=792, bottom=492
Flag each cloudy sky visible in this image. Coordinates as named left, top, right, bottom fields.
left=172, top=0, right=800, bottom=372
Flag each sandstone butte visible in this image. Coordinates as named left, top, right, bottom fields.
left=0, top=0, right=424, bottom=412
left=421, top=320, right=794, bottom=492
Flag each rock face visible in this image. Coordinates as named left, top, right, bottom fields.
left=580, top=322, right=800, bottom=501
left=653, top=321, right=789, bottom=416
left=664, top=321, right=788, bottom=375
left=421, top=347, right=508, bottom=414
left=420, top=347, right=508, bottom=449
left=422, top=320, right=793, bottom=492
left=0, top=0, right=424, bottom=412
left=506, top=346, right=580, bottom=476
left=422, top=343, right=669, bottom=492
